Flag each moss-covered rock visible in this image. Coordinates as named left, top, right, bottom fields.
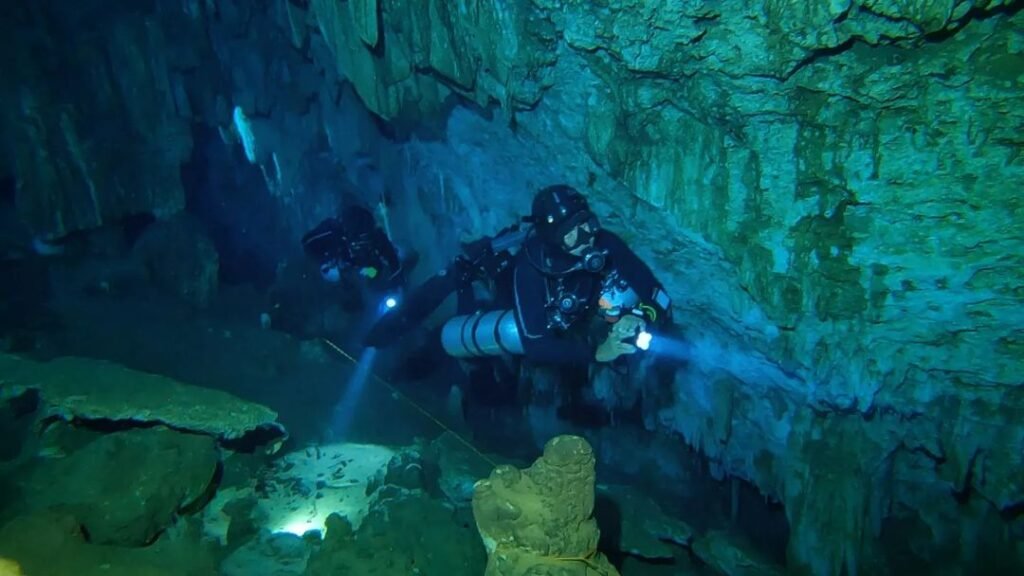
left=22, top=427, right=219, bottom=546
left=472, top=435, right=619, bottom=576
left=305, top=491, right=486, bottom=575
left=0, top=353, right=287, bottom=444
left=0, top=512, right=217, bottom=576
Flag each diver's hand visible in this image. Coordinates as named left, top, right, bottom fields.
left=612, top=314, right=645, bottom=337
left=594, top=315, right=646, bottom=363
left=595, top=338, right=637, bottom=363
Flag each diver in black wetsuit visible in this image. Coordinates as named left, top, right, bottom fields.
left=510, top=184, right=672, bottom=365
left=363, top=184, right=672, bottom=367
left=361, top=184, right=672, bottom=423
left=302, top=204, right=405, bottom=294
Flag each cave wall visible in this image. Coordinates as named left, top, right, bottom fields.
left=0, top=2, right=193, bottom=240
left=297, top=1, right=1024, bottom=573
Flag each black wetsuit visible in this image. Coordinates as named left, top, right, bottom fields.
left=513, top=230, right=669, bottom=365
left=360, top=228, right=518, bottom=348
left=302, top=205, right=402, bottom=290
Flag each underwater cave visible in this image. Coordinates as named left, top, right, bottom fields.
left=0, top=1, right=1022, bottom=575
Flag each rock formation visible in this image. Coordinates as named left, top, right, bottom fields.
left=472, top=435, right=619, bottom=576
left=0, top=353, right=287, bottom=445
left=23, top=427, right=219, bottom=546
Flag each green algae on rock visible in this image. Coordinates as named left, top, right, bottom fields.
left=0, top=353, right=286, bottom=445
left=23, top=427, right=219, bottom=546
left=472, top=435, right=620, bottom=576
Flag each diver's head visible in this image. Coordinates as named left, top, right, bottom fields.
left=531, top=185, right=600, bottom=256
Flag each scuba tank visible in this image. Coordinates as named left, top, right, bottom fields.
left=440, top=309, right=524, bottom=358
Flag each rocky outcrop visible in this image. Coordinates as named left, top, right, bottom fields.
left=305, top=489, right=486, bottom=575
left=23, top=427, right=219, bottom=546
left=693, top=530, right=785, bottom=576
left=595, top=484, right=694, bottom=561
left=0, top=353, right=287, bottom=445
left=307, top=0, right=558, bottom=122
left=0, top=3, right=193, bottom=240
left=0, top=512, right=216, bottom=576
left=472, top=435, right=619, bottom=576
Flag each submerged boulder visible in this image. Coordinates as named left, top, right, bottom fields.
left=23, top=427, right=219, bottom=546
left=0, top=512, right=217, bottom=576
left=428, top=431, right=495, bottom=506
left=305, top=490, right=485, bottom=576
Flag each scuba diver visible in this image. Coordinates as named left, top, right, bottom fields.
left=364, top=184, right=672, bottom=366
left=507, top=184, right=672, bottom=364
left=301, top=203, right=405, bottom=296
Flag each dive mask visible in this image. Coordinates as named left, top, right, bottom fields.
left=558, top=210, right=600, bottom=251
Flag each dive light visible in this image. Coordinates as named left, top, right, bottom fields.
left=635, top=330, right=653, bottom=351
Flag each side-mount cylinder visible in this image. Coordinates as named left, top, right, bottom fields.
left=440, top=309, right=524, bottom=358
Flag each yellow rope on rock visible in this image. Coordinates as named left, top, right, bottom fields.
left=548, top=548, right=609, bottom=574
left=497, top=545, right=612, bottom=576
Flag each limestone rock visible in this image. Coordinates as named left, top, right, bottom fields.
left=220, top=532, right=311, bottom=576
left=692, top=530, right=785, bottom=576
left=0, top=3, right=192, bottom=240
left=596, top=484, right=694, bottom=561
left=307, top=0, right=558, bottom=121
left=472, top=435, right=620, bottom=576
left=305, top=490, right=485, bottom=575
left=0, top=512, right=216, bottom=576
left=5, top=0, right=1022, bottom=573
left=348, top=3, right=1024, bottom=573
left=23, top=427, right=219, bottom=546
left=132, top=216, right=220, bottom=308
left=428, top=431, right=495, bottom=506
left=0, top=353, right=287, bottom=444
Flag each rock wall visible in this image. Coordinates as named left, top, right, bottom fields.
left=300, top=1, right=1024, bottom=573
left=0, top=3, right=193, bottom=239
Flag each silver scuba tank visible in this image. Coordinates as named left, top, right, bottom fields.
left=440, top=309, right=524, bottom=358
